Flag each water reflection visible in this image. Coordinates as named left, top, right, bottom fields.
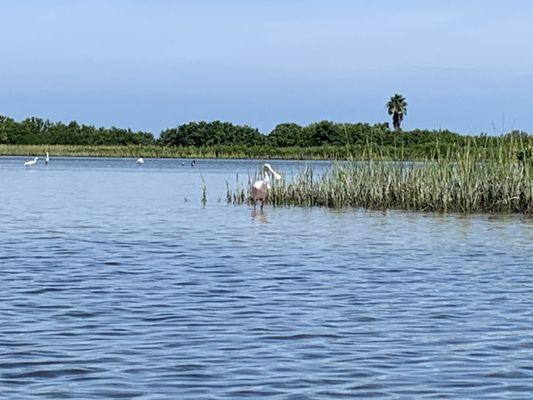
left=250, top=209, right=269, bottom=223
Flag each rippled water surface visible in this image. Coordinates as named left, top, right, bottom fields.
left=1, top=157, right=532, bottom=399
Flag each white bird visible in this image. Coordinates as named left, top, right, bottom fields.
left=45, top=152, right=50, bottom=165
left=251, top=163, right=281, bottom=210
left=136, top=157, right=144, bottom=165
left=24, top=157, right=39, bottom=168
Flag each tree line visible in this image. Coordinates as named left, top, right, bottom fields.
left=0, top=116, right=154, bottom=146
left=0, top=114, right=530, bottom=149
left=158, top=120, right=466, bottom=148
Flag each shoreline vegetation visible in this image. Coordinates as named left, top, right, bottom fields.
left=1, top=138, right=532, bottom=161
left=228, top=155, right=532, bottom=215
left=217, top=137, right=530, bottom=215
left=0, top=114, right=531, bottom=161
left=2, top=114, right=532, bottom=214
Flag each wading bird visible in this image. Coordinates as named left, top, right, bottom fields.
left=251, top=163, right=281, bottom=210
left=136, top=157, right=144, bottom=165
left=45, top=152, right=49, bottom=165
left=24, top=157, right=38, bottom=168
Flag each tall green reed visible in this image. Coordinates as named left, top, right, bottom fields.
left=229, top=141, right=532, bottom=214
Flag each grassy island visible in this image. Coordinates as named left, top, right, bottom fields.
left=221, top=137, right=532, bottom=215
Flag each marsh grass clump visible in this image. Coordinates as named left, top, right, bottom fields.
left=229, top=141, right=532, bottom=215
left=225, top=174, right=247, bottom=205
left=200, top=175, right=208, bottom=206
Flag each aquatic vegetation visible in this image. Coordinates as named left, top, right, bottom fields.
left=201, top=175, right=208, bottom=206
left=229, top=141, right=532, bottom=214
left=231, top=162, right=531, bottom=214
left=225, top=175, right=248, bottom=205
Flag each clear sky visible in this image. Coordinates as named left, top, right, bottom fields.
left=1, top=0, right=532, bottom=135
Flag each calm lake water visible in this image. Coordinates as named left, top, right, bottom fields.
left=1, top=156, right=532, bottom=399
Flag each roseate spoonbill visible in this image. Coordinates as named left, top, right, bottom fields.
left=251, top=163, right=281, bottom=210
left=24, top=157, right=38, bottom=168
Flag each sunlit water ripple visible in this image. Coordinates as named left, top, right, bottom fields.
left=1, top=157, right=532, bottom=399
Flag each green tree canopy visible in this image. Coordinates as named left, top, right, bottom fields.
left=267, top=123, right=304, bottom=147
left=0, top=115, right=154, bottom=146
left=159, top=121, right=265, bottom=147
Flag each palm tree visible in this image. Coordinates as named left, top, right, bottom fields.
left=387, top=94, right=408, bottom=130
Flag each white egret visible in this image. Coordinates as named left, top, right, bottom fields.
left=24, top=157, right=38, bottom=168
left=251, top=163, right=281, bottom=210
left=136, top=157, right=144, bottom=165
left=45, top=152, right=50, bottom=165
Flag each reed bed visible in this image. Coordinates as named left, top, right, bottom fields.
left=0, top=143, right=396, bottom=160
left=0, top=143, right=349, bottom=159
left=229, top=145, right=532, bottom=215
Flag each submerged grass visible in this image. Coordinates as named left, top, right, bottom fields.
left=229, top=140, right=533, bottom=215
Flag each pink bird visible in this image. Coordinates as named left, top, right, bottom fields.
left=251, top=163, right=281, bottom=210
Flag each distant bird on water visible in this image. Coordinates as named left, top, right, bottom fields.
left=24, top=157, right=38, bottom=168
left=251, top=163, right=281, bottom=210
left=45, top=152, right=50, bottom=165
left=136, top=157, right=144, bottom=165
left=191, top=159, right=196, bottom=167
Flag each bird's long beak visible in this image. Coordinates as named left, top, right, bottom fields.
left=265, top=164, right=282, bottom=180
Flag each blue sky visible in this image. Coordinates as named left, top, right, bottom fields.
left=1, top=0, right=533, bottom=135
